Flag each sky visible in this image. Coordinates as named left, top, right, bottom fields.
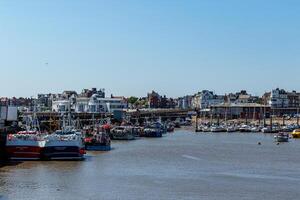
left=0, top=0, right=300, bottom=98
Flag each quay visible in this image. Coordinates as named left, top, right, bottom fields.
left=126, top=108, right=193, bottom=120
left=19, top=109, right=193, bottom=131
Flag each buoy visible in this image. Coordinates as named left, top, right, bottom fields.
left=277, top=142, right=280, bottom=145
left=258, top=142, right=261, bottom=145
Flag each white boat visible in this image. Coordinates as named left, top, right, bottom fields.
left=274, top=132, right=289, bottom=142
left=210, top=126, right=226, bottom=132
left=43, top=128, right=85, bottom=160
left=261, top=127, right=279, bottom=133
left=202, top=126, right=211, bottom=132
left=250, top=126, right=261, bottom=132
left=239, top=125, right=251, bottom=132
left=226, top=126, right=238, bottom=132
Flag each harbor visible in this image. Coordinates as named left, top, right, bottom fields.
left=1, top=1, right=300, bottom=199
left=1, top=130, right=300, bottom=200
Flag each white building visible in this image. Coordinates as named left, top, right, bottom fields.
left=192, top=94, right=201, bottom=109
left=269, top=88, right=289, bottom=108
left=192, top=90, right=225, bottom=109
left=52, top=100, right=71, bottom=112
left=194, top=90, right=225, bottom=109
left=75, top=94, right=127, bottom=113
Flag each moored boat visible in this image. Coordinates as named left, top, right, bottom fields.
left=43, top=129, right=85, bottom=160
left=167, top=123, right=175, bottom=132
left=292, top=129, right=300, bottom=138
left=239, top=125, right=251, bottom=132
left=84, top=125, right=111, bottom=151
left=226, top=126, right=238, bottom=132
left=261, top=126, right=280, bottom=133
left=142, top=122, right=164, bottom=137
left=210, top=126, right=226, bottom=133
left=110, top=126, right=135, bottom=140
left=274, top=132, right=289, bottom=142
left=202, top=126, right=211, bottom=132
left=250, top=126, right=261, bottom=132
left=6, top=131, right=46, bottom=160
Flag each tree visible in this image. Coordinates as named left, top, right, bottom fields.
left=128, top=96, right=139, bottom=105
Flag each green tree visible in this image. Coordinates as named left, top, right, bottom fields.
left=128, top=96, right=139, bottom=105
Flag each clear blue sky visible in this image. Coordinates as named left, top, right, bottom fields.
left=0, top=0, right=300, bottom=98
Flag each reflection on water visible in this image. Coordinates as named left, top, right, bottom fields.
left=1, top=131, right=300, bottom=200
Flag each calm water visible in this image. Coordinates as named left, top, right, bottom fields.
left=1, top=131, right=300, bottom=200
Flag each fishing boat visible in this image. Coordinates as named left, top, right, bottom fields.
left=142, top=122, right=164, bottom=137
left=110, top=126, right=135, bottom=140
left=6, top=131, right=46, bottom=160
left=274, top=132, right=289, bottom=142
left=84, top=125, right=111, bottom=151
left=43, top=128, right=85, bottom=160
left=292, top=129, right=300, bottom=138
left=6, top=112, right=45, bottom=160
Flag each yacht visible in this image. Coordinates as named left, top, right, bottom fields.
left=239, top=125, right=251, bottom=132
left=250, top=126, right=261, bottom=132
left=261, top=126, right=280, bottom=133
left=226, top=126, right=238, bottom=132
left=210, top=126, right=226, bottom=133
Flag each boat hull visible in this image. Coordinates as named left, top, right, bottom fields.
left=6, top=146, right=42, bottom=159
left=85, top=145, right=111, bottom=151
left=42, top=146, right=84, bottom=160
left=292, top=134, right=300, bottom=138
left=142, top=132, right=162, bottom=138
left=111, top=134, right=135, bottom=140
left=276, top=137, right=289, bottom=142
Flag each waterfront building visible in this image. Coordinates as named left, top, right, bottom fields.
left=269, top=88, right=289, bottom=108
left=147, top=91, right=175, bottom=109
left=235, top=94, right=251, bottom=104
left=80, top=88, right=105, bottom=98
left=225, top=91, right=260, bottom=104
left=210, top=103, right=270, bottom=119
left=191, top=94, right=201, bottom=109
left=52, top=100, right=72, bottom=113
left=62, top=91, right=78, bottom=100
left=177, top=95, right=193, bottom=109
left=192, top=90, right=225, bottom=109
left=75, top=94, right=128, bottom=113
left=262, top=92, right=271, bottom=105
left=0, top=105, right=18, bottom=127
left=287, top=91, right=300, bottom=108
left=148, top=91, right=161, bottom=109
